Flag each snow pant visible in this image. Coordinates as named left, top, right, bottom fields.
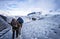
left=12, top=27, right=19, bottom=39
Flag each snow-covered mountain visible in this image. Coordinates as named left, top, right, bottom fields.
left=21, top=13, right=60, bottom=39
left=0, top=15, right=11, bottom=39
left=0, top=11, right=60, bottom=39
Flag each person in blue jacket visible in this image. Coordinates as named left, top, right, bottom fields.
left=17, top=17, right=24, bottom=35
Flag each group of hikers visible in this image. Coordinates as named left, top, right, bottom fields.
left=10, top=17, right=24, bottom=39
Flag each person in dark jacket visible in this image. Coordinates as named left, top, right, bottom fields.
left=17, top=17, right=24, bottom=35
left=11, top=18, right=20, bottom=39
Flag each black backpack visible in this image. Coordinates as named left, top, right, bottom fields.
left=17, top=17, right=24, bottom=24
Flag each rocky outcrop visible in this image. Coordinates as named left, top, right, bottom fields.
left=0, top=15, right=11, bottom=39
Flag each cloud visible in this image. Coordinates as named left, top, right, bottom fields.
left=0, top=0, right=59, bottom=16
left=0, top=10, right=10, bottom=16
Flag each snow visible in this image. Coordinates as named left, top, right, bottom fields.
left=0, top=16, right=11, bottom=39
left=21, top=19, right=59, bottom=39
left=21, top=13, right=60, bottom=39
left=0, top=12, right=60, bottom=39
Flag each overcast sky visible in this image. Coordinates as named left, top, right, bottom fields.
left=0, top=0, right=60, bottom=16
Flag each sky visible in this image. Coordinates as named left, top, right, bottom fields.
left=0, top=0, right=60, bottom=16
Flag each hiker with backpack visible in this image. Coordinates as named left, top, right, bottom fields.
left=11, top=17, right=24, bottom=39
left=17, top=17, right=24, bottom=35
left=11, top=18, right=19, bottom=39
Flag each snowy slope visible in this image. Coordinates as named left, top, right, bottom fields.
left=21, top=14, right=60, bottom=39
left=1, top=11, right=60, bottom=39
left=0, top=16, right=11, bottom=39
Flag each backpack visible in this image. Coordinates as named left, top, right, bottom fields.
left=17, top=17, right=24, bottom=24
